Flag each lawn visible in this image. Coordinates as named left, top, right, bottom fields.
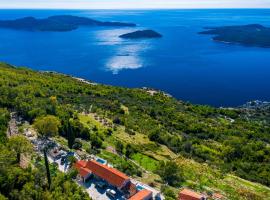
left=131, top=153, right=158, bottom=172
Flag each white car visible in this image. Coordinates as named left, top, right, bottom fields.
left=106, top=189, right=116, bottom=198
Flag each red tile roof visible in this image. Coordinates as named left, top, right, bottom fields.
left=74, top=160, right=87, bottom=170
left=179, top=188, right=204, bottom=200
left=85, top=160, right=129, bottom=188
left=79, top=167, right=92, bottom=178
left=129, top=189, right=152, bottom=200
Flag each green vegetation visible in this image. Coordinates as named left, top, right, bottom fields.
left=0, top=108, right=9, bottom=142
left=175, top=156, right=270, bottom=200
left=8, top=135, right=32, bottom=163
left=98, top=150, right=142, bottom=177
left=199, top=24, right=270, bottom=48
left=131, top=153, right=158, bottom=171
left=34, top=115, right=61, bottom=138
left=0, top=106, right=90, bottom=200
left=1, top=63, right=270, bottom=199
left=156, top=161, right=183, bottom=187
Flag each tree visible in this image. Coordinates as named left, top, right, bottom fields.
left=8, top=135, right=32, bottom=164
left=125, top=144, right=136, bottom=158
left=90, top=134, right=102, bottom=149
left=34, top=115, right=61, bottom=138
left=72, top=138, right=82, bottom=150
left=156, top=161, right=183, bottom=187
left=115, top=141, right=124, bottom=154
left=67, top=120, right=75, bottom=149
left=161, top=185, right=177, bottom=200
left=43, top=148, right=51, bottom=188
left=0, top=193, right=8, bottom=200
left=34, top=115, right=60, bottom=189
left=67, top=155, right=77, bottom=167
left=106, top=128, right=113, bottom=136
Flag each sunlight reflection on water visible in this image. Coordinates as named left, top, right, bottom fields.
left=106, top=43, right=151, bottom=74
left=106, top=55, right=142, bottom=74
left=95, top=28, right=151, bottom=74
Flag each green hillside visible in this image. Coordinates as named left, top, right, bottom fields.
left=1, top=62, right=270, bottom=199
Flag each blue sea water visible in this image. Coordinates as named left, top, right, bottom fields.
left=0, top=9, right=270, bottom=107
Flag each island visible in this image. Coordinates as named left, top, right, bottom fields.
left=0, top=15, right=136, bottom=32
left=119, top=30, right=162, bottom=39
left=199, top=24, right=270, bottom=47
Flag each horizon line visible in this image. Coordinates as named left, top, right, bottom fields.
left=0, top=7, right=270, bottom=10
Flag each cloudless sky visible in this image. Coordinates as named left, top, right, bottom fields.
left=0, top=0, right=270, bottom=9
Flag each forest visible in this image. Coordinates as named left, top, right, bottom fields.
left=0, top=63, right=270, bottom=199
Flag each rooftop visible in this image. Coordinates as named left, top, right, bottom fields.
left=74, top=160, right=87, bottom=169
left=129, top=189, right=152, bottom=200
left=75, top=160, right=130, bottom=188
left=179, top=188, right=205, bottom=200
left=79, top=167, right=92, bottom=178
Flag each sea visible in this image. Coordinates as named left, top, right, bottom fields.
left=0, top=9, right=270, bottom=107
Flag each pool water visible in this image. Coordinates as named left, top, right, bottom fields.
left=136, top=185, right=144, bottom=191
left=96, top=158, right=107, bottom=165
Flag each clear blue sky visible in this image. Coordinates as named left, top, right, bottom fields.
left=0, top=0, right=270, bottom=9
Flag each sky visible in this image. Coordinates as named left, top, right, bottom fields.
left=0, top=0, right=270, bottom=9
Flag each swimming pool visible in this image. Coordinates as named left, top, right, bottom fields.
left=96, top=158, right=107, bottom=165
left=136, top=185, right=144, bottom=191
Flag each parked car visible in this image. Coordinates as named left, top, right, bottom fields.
left=96, top=181, right=106, bottom=189
left=106, top=189, right=116, bottom=198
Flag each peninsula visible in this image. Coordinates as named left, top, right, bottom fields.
left=0, top=15, right=136, bottom=32
left=199, top=24, right=270, bottom=47
left=119, top=30, right=162, bottom=39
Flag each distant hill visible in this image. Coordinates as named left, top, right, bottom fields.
left=199, top=24, right=270, bottom=47
left=119, top=30, right=162, bottom=39
left=0, top=15, right=136, bottom=32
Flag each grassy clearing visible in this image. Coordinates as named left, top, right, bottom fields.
left=112, top=126, right=176, bottom=160
left=78, top=113, right=107, bottom=132
left=131, top=153, right=158, bottom=172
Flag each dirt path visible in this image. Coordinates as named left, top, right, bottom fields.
left=6, top=112, right=19, bottom=138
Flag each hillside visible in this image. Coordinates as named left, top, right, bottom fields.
left=0, top=62, right=270, bottom=199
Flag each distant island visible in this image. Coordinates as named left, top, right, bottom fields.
left=199, top=24, right=270, bottom=47
left=119, top=30, right=162, bottom=39
left=0, top=15, right=136, bottom=32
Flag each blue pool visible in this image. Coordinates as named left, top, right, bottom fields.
left=96, top=158, right=107, bottom=165
left=136, top=185, right=144, bottom=191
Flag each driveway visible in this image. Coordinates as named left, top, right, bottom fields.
left=78, top=178, right=125, bottom=200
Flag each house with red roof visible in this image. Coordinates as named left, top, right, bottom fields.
left=85, top=160, right=130, bottom=190
left=129, top=189, right=153, bottom=200
left=178, top=188, right=207, bottom=200
left=74, top=160, right=91, bottom=182
left=75, top=160, right=87, bottom=169
left=74, top=160, right=140, bottom=198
